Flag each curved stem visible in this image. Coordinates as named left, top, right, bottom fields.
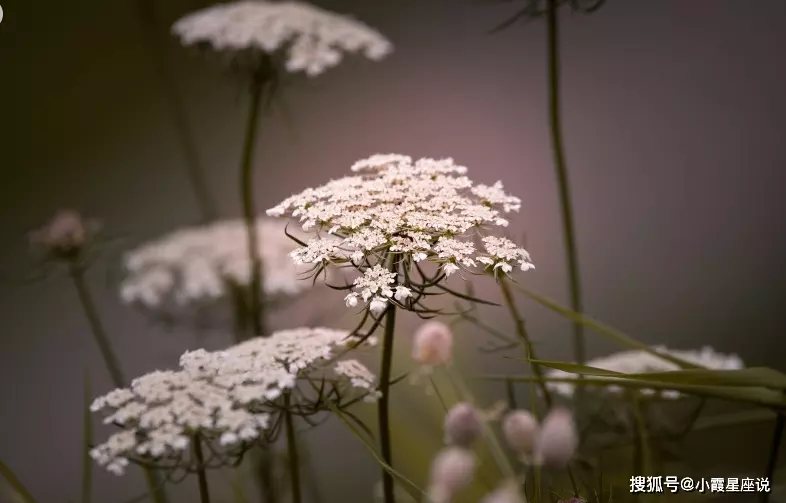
left=546, top=0, right=586, bottom=374
left=69, top=263, right=169, bottom=503
left=762, top=413, right=784, bottom=503
left=193, top=437, right=212, bottom=503
left=132, top=0, right=218, bottom=223
left=240, top=73, right=267, bottom=340
left=284, top=395, right=303, bottom=503
left=378, top=255, right=399, bottom=503
left=499, top=278, right=552, bottom=408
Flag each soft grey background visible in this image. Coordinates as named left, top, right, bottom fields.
left=2, top=0, right=785, bottom=501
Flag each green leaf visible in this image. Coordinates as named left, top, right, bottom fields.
left=0, top=460, right=38, bottom=503
left=81, top=368, right=94, bottom=503
left=529, top=360, right=786, bottom=390
left=481, top=366, right=786, bottom=409
left=512, top=285, right=702, bottom=369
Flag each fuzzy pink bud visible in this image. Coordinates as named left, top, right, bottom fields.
left=502, top=409, right=539, bottom=459
left=426, top=447, right=476, bottom=503
left=412, top=321, right=453, bottom=366
left=443, top=402, right=482, bottom=447
left=30, top=210, right=99, bottom=259
left=535, top=407, right=578, bottom=468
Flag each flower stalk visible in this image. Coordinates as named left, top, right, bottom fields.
left=545, top=0, right=586, bottom=394
left=284, top=394, right=303, bottom=503
left=378, top=254, right=400, bottom=503
left=192, top=437, right=212, bottom=503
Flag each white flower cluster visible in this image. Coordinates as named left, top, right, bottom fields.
left=172, top=1, right=393, bottom=77
left=266, top=154, right=534, bottom=313
left=89, top=369, right=271, bottom=475
left=91, top=327, right=378, bottom=475
left=545, top=346, right=745, bottom=399
left=120, top=218, right=309, bottom=309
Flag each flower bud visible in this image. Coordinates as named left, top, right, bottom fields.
left=479, top=482, right=525, bottom=503
left=412, top=321, right=453, bottom=366
left=426, top=447, right=476, bottom=503
left=443, top=402, right=482, bottom=447
left=31, top=210, right=93, bottom=256
left=535, top=407, right=578, bottom=468
left=502, top=409, right=539, bottom=459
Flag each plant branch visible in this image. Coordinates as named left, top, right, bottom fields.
left=193, top=438, right=211, bottom=503
left=378, top=255, right=399, bottom=503
left=284, top=394, right=303, bottom=503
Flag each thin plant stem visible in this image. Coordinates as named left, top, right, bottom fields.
left=68, top=262, right=169, bottom=503
left=499, top=278, right=552, bottom=409
left=630, top=395, right=652, bottom=489
left=69, top=263, right=125, bottom=389
left=193, top=437, right=212, bottom=503
left=378, top=254, right=399, bottom=503
left=284, top=394, right=303, bottom=503
left=545, top=0, right=586, bottom=396
left=240, top=71, right=267, bottom=339
left=762, top=413, right=784, bottom=503
left=132, top=0, right=218, bottom=223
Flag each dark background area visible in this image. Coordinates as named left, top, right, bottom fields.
left=1, top=0, right=785, bottom=501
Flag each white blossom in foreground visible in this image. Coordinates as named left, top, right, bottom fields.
left=266, top=154, right=534, bottom=312
left=89, top=369, right=271, bottom=475
left=172, top=1, right=392, bottom=77
left=120, top=218, right=310, bottom=309
left=179, top=327, right=381, bottom=405
left=544, top=346, right=745, bottom=399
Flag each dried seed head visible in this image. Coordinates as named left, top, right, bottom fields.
left=535, top=407, right=578, bottom=468
left=502, top=409, right=539, bottom=459
left=443, top=402, right=482, bottom=447
left=412, top=321, right=454, bottom=366
left=426, top=447, right=476, bottom=503
left=30, top=209, right=96, bottom=258
left=479, top=481, right=526, bottom=503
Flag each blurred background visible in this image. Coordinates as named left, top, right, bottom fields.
left=2, top=0, right=786, bottom=501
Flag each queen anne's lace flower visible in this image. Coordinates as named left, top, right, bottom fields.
left=267, top=154, right=534, bottom=312
left=90, top=369, right=272, bottom=475
left=120, top=218, right=309, bottom=309
left=544, top=346, right=745, bottom=399
left=91, top=327, right=378, bottom=475
left=172, top=1, right=392, bottom=77
left=179, top=327, right=380, bottom=404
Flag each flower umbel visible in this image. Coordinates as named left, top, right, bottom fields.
left=119, top=218, right=311, bottom=310
left=544, top=346, right=745, bottom=399
left=267, top=154, right=534, bottom=313
left=172, top=0, right=392, bottom=77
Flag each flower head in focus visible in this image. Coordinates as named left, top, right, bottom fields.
left=30, top=209, right=101, bottom=263
left=90, top=369, right=271, bottom=475
left=544, top=346, right=745, bottom=399
left=120, top=218, right=311, bottom=313
left=172, top=1, right=392, bottom=77
left=179, top=327, right=381, bottom=407
left=266, top=154, right=534, bottom=314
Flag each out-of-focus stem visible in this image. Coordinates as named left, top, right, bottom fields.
left=545, top=0, right=586, bottom=391
left=193, top=437, right=212, bottom=503
left=762, top=413, right=784, bottom=503
left=284, top=395, right=302, bottom=503
left=69, top=263, right=169, bottom=503
left=133, top=0, right=218, bottom=223
left=240, top=71, right=267, bottom=340
left=378, top=254, right=399, bottom=503
left=499, top=278, right=552, bottom=409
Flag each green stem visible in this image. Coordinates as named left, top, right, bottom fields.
left=133, top=0, right=218, bottom=223
left=631, top=394, right=652, bottom=503
left=284, top=396, right=302, bottom=503
left=762, top=413, right=784, bottom=503
left=69, top=263, right=169, bottom=503
left=499, top=278, right=552, bottom=409
left=378, top=256, right=399, bottom=503
left=545, top=0, right=586, bottom=381
left=240, top=71, right=267, bottom=339
left=193, top=437, right=211, bottom=503
left=69, top=264, right=125, bottom=389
